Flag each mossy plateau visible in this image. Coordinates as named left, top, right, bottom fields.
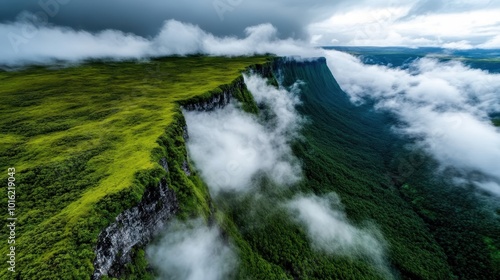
left=0, top=56, right=271, bottom=279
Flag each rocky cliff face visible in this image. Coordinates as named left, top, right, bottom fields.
left=182, top=90, right=233, bottom=111
left=181, top=61, right=277, bottom=112
left=92, top=162, right=178, bottom=279
left=181, top=77, right=246, bottom=111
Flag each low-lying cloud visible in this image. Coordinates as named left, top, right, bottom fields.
left=325, top=49, right=500, bottom=196
left=146, top=219, right=237, bottom=280
left=287, top=193, right=391, bottom=278
left=184, top=71, right=393, bottom=276
left=0, top=15, right=315, bottom=66
left=184, top=74, right=303, bottom=193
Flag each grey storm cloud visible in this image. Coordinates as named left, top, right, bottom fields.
left=0, top=0, right=341, bottom=39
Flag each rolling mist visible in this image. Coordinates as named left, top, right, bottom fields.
left=325, top=50, right=500, bottom=196
left=287, top=193, right=391, bottom=278
left=180, top=73, right=393, bottom=278
left=0, top=16, right=314, bottom=66
left=146, top=219, right=237, bottom=280
left=183, top=74, right=303, bottom=193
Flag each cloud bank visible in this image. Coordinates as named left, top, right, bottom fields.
left=287, top=193, right=391, bottom=277
left=2, top=1, right=500, bottom=55
left=308, top=1, right=500, bottom=48
left=147, top=219, right=237, bottom=280
left=184, top=74, right=303, bottom=193
left=324, top=49, right=500, bottom=195
left=0, top=16, right=314, bottom=66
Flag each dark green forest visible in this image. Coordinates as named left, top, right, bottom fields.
left=217, top=58, right=500, bottom=279
left=272, top=58, right=500, bottom=279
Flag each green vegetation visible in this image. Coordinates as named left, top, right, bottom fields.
left=396, top=153, right=500, bottom=280
left=218, top=192, right=386, bottom=279
left=1, top=55, right=497, bottom=280
left=0, top=56, right=271, bottom=279
left=193, top=58, right=461, bottom=279
left=277, top=58, right=500, bottom=280
left=484, top=237, right=500, bottom=275
left=213, top=59, right=500, bottom=280
left=270, top=59, right=453, bottom=279
left=493, top=118, right=500, bottom=127
left=276, top=59, right=499, bottom=280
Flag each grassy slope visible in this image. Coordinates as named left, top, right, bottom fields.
left=0, top=56, right=270, bottom=279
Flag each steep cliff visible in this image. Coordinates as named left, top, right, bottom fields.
left=92, top=173, right=177, bottom=279
left=90, top=60, right=276, bottom=279
left=181, top=75, right=260, bottom=114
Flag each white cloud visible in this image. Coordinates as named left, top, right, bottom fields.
left=441, top=40, right=474, bottom=50
left=474, top=181, right=500, bottom=196
left=308, top=6, right=412, bottom=46
left=395, top=10, right=500, bottom=38
left=2, top=2, right=500, bottom=64
left=147, top=219, right=237, bottom=280
left=479, top=35, right=500, bottom=49
left=184, top=74, right=303, bottom=193
left=308, top=4, right=500, bottom=48
left=324, top=49, right=500, bottom=196
left=150, top=21, right=307, bottom=56
left=287, top=193, right=391, bottom=277
left=0, top=18, right=150, bottom=65
left=0, top=16, right=317, bottom=66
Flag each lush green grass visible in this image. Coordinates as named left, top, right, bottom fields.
left=0, top=56, right=271, bottom=279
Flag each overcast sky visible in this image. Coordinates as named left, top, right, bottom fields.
left=1, top=0, right=499, bottom=48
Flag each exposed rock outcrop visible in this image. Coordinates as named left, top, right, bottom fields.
left=92, top=165, right=178, bottom=279
left=182, top=90, right=233, bottom=111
